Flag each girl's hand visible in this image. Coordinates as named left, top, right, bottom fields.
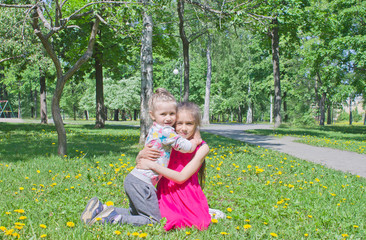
left=136, top=144, right=160, bottom=165
left=193, top=130, right=202, bottom=145
left=136, top=157, right=156, bottom=170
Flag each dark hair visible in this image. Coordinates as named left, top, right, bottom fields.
left=177, top=101, right=206, bottom=188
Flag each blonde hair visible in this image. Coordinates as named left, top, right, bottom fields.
left=148, top=88, right=177, bottom=112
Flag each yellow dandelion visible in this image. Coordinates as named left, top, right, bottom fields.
left=37, top=170, right=40, bottom=173
left=236, top=226, right=240, bottom=230
left=186, top=231, right=191, bottom=235
left=308, top=215, right=312, bottom=218
left=342, top=234, right=349, bottom=237
left=220, top=232, right=228, bottom=235
left=139, top=233, right=148, bottom=238
left=66, top=222, right=75, bottom=227
left=40, top=224, right=47, bottom=229
left=353, top=225, right=359, bottom=228
left=227, top=208, right=232, bottom=212
left=304, top=233, right=309, bottom=237
left=132, top=232, right=139, bottom=236
left=106, top=201, right=114, bottom=206
left=211, top=219, right=218, bottom=223
left=14, top=209, right=25, bottom=213
left=227, top=216, right=232, bottom=219
left=243, top=224, right=251, bottom=229
left=5, top=212, right=11, bottom=215
left=12, top=232, right=20, bottom=238
left=40, top=234, right=47, bottom=238
left=114, top=230, right=121, bottom=235
left=0, top=226, right=7, bottom=232
left=270, top=232, right=278, bottom=237
left=19, top=187, right=24, bottom=191
left=19, top=216, right=27, bottom=220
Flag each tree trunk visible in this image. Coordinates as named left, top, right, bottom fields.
left=349, top=97, right=352, bottom=125
left=139, top=0, right=154, bottom=144
left=114, top=109, right=119, bottom=121
left=52, top=73, right=68, bottom=156
left=283, top=91, right=288, bottom=122
left=270, top=95, right=273, bottom=123
left=30, top=89, right=35, bottom=118
left=364, top=112, right=366, bottom=125
left=94, top=42, right=105, bottom=128
left=319, top=92, right=326, bottom=126
left=134, top=109, right=138, bottom=121
left=327, top=103, right=332, bottom=125
left=271, top=18, right=282, bottom=128
left=238, top=105, right=242, bottom=123
left=246, top=80, right=252, bottom=124
left=177, top=0, right=190, bottom=101
left=34, top=88, right=37, bottom=118
left=18, top=89, right=21, bottom=118
left=84, top=110, right=89, bottom=120
left=202, top=35, right=212, bottom=125
left=40, top=74, right=48, bottom=124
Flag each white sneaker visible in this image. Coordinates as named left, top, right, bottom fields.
left=209, top=208, right=226, bottom=219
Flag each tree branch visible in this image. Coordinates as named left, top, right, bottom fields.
left=0, top=54, right=27, bottom=64
left=31, top=7, right=63, bottom=79
left=63, top=18, right=101, bottom=81
left=0, top=4, right=33, bottom=8
left=189, top=29, right=208, bottom=44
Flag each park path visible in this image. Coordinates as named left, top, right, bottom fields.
left=201, top=124, right=366, bottom=178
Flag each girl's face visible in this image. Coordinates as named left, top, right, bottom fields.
left=149, top=101, right=177, bottom=127
left=175, top=109, right=197, bottom=139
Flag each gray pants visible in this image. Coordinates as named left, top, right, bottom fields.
left=113, top=173, right=161, bottom=226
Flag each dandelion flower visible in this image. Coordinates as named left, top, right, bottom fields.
left=211, top=219, right=218, bottom=223
left=106, top=201, right=114, bottom=206
left=131, top=232, right=139, bottom=236
left=5, top=212, right=11, bottom=215
left=40, top=224, right=47, bottom=229
left=342, top=234, right=349, bottom=237
left=14, top=209, right=25, bottom=213
left=186, top=232, right=191, bottom=235
left=19, top=216, right=27, bottom=220
left=227, top=208, right=232, bottom=212
left=270, top=233, right=278, bottom=237
left=66, top=222, right=75, bottom=227
left=220, top=232, right=228, bottom=235
left=139, top=233, right=148, bottom=238
left=243, top=224, right=251, bottom=229
left=40, top=234, right=47, bottom=238
left=114, top=230, right=121, bottom=235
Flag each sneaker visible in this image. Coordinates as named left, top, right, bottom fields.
left=81, top=197, right=104, bottom=224
left=88, top=206, right=121, bottom=225
left=209, top=208, right=226, bottom=219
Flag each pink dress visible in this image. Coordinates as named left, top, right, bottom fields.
left=157, top=142, right=211, bottom=231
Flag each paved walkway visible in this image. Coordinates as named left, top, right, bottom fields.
left=201, top=124, right=366, bottom=178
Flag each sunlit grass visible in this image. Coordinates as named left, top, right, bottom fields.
left=1, top=123, right=365, bottom=239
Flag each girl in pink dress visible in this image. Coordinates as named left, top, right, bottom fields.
left=137, top=102, right=211, bottom=231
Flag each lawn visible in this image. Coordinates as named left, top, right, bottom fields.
left=247, top=125, right=366, bottom=154
left=0, top=122, right=365, bottom=239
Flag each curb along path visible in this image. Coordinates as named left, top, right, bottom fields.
left=201, top=124, right=366, bottom=178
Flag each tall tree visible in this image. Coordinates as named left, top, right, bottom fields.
left=139, top=0, right=154, bottom=144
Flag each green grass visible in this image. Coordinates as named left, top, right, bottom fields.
left=0, top=123, right=365, bottom=239
left=247, top=125, right=366, bottom=154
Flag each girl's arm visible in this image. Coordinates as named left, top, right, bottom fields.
left=137, top=144, right=209, bottom=184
